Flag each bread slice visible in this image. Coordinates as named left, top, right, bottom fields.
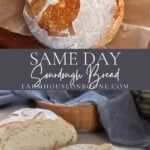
left=59, top=144, right=113, bottom=150
left=24, top=0, right=124, bottom=49
left=0, top=108, right=77, bottom=150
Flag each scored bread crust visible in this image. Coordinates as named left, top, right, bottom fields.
left=24, top=0, right=124, bottom=48
left=0, top=108, right=77, bottom=150
left=95, top=0, right=124, bottom=48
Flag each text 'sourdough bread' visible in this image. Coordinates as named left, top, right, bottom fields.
left=23, top=0, right=124, bottom=49
left=59, top=144, right=113, bottom=150
left=0, top=108, right=77, bottom=150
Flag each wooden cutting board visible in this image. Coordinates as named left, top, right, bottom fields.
left=0, top=27, right=47, bottom=49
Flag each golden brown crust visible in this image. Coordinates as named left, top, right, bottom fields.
left=94, top=0, right=124, bottom=48
left=24, top=0, right=124, bottom=48
left=26, top=0, right=47, bottom=18
left=38, top=0, right=80, bottom=36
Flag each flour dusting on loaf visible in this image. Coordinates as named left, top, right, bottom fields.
left=0, top=108, right=58, bottom=126
left=0, top=108, right=77, bottom=150
left=24, top=0, right=119, bottom=48
left=47, top=0, right=59, bottom=5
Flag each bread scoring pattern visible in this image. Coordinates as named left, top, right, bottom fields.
left=26, top=0, right=80, bottom=36
left=0, top=108, right=77, bottom=150
left=24, top=0, right=124, bottom=49
left=0, top=108, right=58, bottom=127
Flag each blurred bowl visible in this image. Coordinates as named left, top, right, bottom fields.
left=35, top=100, right=101, bottom=132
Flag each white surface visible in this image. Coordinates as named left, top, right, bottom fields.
left=78, top=132, right=143, bottom=150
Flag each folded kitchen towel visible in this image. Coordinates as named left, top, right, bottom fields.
left=0, top=90, right=149, bottom=149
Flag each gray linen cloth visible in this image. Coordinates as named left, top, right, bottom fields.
left=0, top=90, right=149, bottom=149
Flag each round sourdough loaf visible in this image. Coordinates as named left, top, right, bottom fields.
left=0, top=108, right=77, bottom=150
left=59, top=144, right=112, bottom=150
left=23, top=0, right=124, bottom=49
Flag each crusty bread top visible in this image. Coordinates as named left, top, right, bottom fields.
left=39, top=0, right=80, bottom=36
left=0, top=108, right=77, bottom=150
left=0, top=108, right=58, bottom=127
left=26, top=0, right=80, bottom=36
left=24, top=0, right=122, bottom=48
left=59, top=144, right=112, bottom=150
left=97, top=0, right=124, bottom=48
